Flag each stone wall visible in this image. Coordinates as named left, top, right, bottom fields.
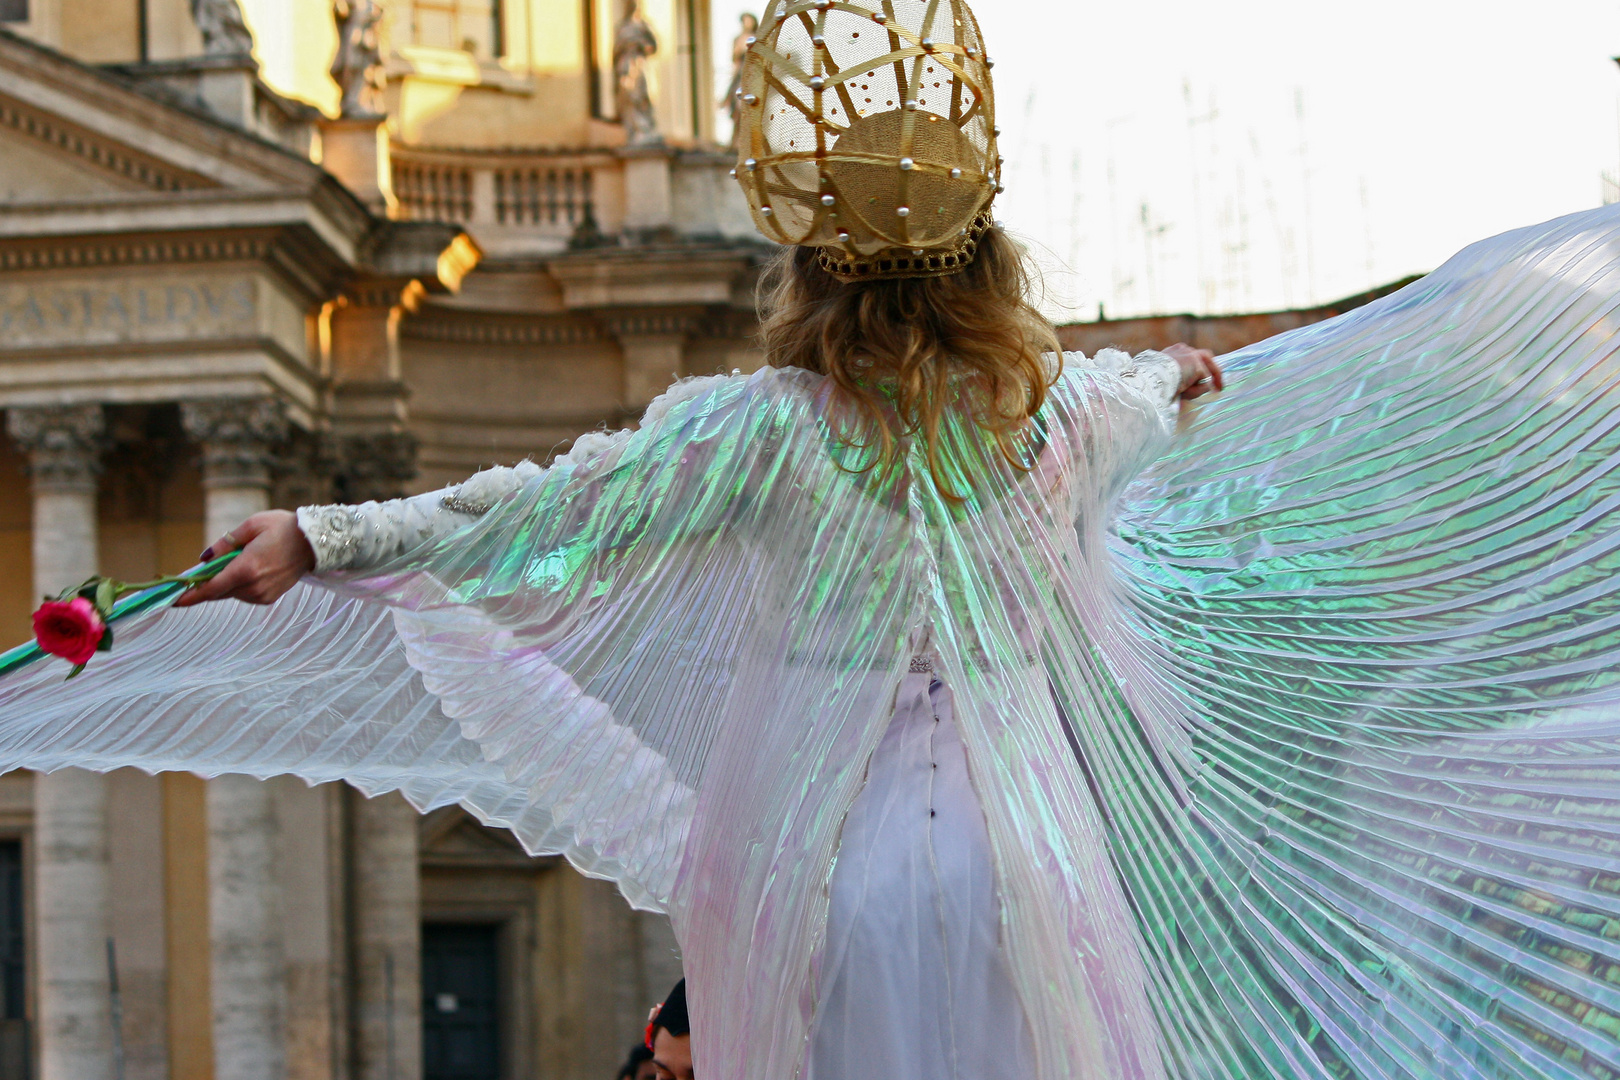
left=1057, top=277, right=1422, bottom=357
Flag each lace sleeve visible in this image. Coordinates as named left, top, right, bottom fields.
left=1066, top=348, right=1181, bottom=415
left=297, top=462, right=545, bottom=574
left=1049, top=349, right=1182, bottom=519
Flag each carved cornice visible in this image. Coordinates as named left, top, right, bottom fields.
left=5, top=404, right=106, bottom=492
left=180, top=398, right=289, bottom=489
left=0, top=233, right=274, bottom=273
left=343, top=279, right=425, bottom=310
left=0, top=226, right=353, bottom=305
left=400, top=315, right=605, bottom=346
left=601, top=309, right=704, bottom=339
left=699, top=308, right=757, bottom=341
left=0, top=92, right=214, bottom=193
left=398, top=307, right=755, bottom=346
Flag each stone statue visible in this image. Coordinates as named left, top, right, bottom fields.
left=191, top=0, right=256, bottom=57
left=331, top=0, right=387, bottom=118
left=720, top=12, right=758, bottom=148
left=612, top=0, right=661, bottom=147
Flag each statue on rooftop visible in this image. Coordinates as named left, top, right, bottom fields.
left=613, top=0, right=661, bottom=147
left=191, top=0, right=255, bottom=57
left=331, top=0, right=387, bottom=118
left=720, top=12, right=758, bottom=149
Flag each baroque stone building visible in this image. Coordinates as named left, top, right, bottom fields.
left=0, top=0, right=763, bottom=1078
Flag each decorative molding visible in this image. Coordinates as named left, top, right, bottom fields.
left=399, top=308, right=754, bottom=346
left=699, top=308, right=758, bottom=341
left=5, top=404, right=106, bottom=492
left=0, top=228, right=352, bottom=306
left=391, top=145, right=616, bottom=163
left=400, top=316, right=606, bottom=346
left=602, top=310, right=702, bottom=338
left=0, top=234, right=273, bottom=273
left=180, top=398, right=289, bottom=489
left=344, top=281, right=424, bottom=310
left=0, top=94, right=213, bottom=193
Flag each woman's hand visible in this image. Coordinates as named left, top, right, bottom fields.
left=173, top=510, right=315, bottom=608
left=1161, top=342, right=1224, bottom=400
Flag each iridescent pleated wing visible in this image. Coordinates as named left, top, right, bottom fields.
left=1103, top=206, right=1620, bottom=1079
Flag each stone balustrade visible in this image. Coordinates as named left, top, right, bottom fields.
left=390, top=145, right=756, bottom=257
left=392, top=148, right=616, bottom=252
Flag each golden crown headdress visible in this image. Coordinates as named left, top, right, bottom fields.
left=732, top=0, right=1000, bottom=281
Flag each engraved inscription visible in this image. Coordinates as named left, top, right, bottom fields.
left=0, top=277, right=256, bottom=347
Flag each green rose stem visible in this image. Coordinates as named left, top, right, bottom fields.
left=0, top=551, right=241, bottom=680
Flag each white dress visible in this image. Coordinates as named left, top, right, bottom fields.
left=807, top=662, right=1039, bottom=1080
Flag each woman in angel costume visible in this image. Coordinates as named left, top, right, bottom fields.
left=6, top=0, right=1620, bottom=1077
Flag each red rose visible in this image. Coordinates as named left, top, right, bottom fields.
left=33, top=598, right=106, bottom=666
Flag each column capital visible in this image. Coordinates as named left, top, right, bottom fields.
left=180, top=398, right=289, bottom=490
left=5, top=404, right=106, bottom=493
left=330, top=431, right=419, bottom=504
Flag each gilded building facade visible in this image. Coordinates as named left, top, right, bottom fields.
left=0, top=0, right=764, bottom=1077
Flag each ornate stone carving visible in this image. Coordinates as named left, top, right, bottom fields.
left=331, top=0, right=386, bottom=119
left=191, top=0, right=256, bottom=57
left=613, top=0, right=661, bottom=148
left=330, top=431, right=419, bottom=504
left=180, top=399, right=289, bottom=489
left=6, top=405, right=106, bottom=492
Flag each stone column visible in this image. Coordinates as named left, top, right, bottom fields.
left=327, top=279, right=421, bottom=503
left=5, top=405, right=114, bottom=1080
left=179, top=399, right=290, bottom=1080
left=605, top=311, right=697, bottom=418
left=181, top=399, right=286, bottom=541
left=349, top=790, right=422, bottom=1080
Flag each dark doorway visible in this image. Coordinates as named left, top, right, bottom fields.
left=0, top=840, right=26, bottom=1080
left=422, top=922, right=500, bottom=1080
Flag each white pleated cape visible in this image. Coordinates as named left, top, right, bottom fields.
left=3, top=206, right=1620, bottom=1080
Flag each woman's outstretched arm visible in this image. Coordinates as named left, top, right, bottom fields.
left=176, top=463, right=542, bottom=607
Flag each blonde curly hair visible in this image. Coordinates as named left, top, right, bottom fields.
left=758, top=226, right=1061, bottom=499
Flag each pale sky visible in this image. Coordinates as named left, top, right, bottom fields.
left=714, top=1, right=1620, bottom=320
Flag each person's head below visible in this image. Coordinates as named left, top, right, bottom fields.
left=615, top=1043, right=657, bottom=1080
left=644, top=979, right=692, bottom=1080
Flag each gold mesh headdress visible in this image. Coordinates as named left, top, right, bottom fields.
left=732, top=0, right=1000, bottom=281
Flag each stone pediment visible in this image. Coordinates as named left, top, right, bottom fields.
left=0, top=122, right=157, bottom=202
left=419, top=805, right=556, bottom=870
left=0, top=28, right=330, bottom=205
